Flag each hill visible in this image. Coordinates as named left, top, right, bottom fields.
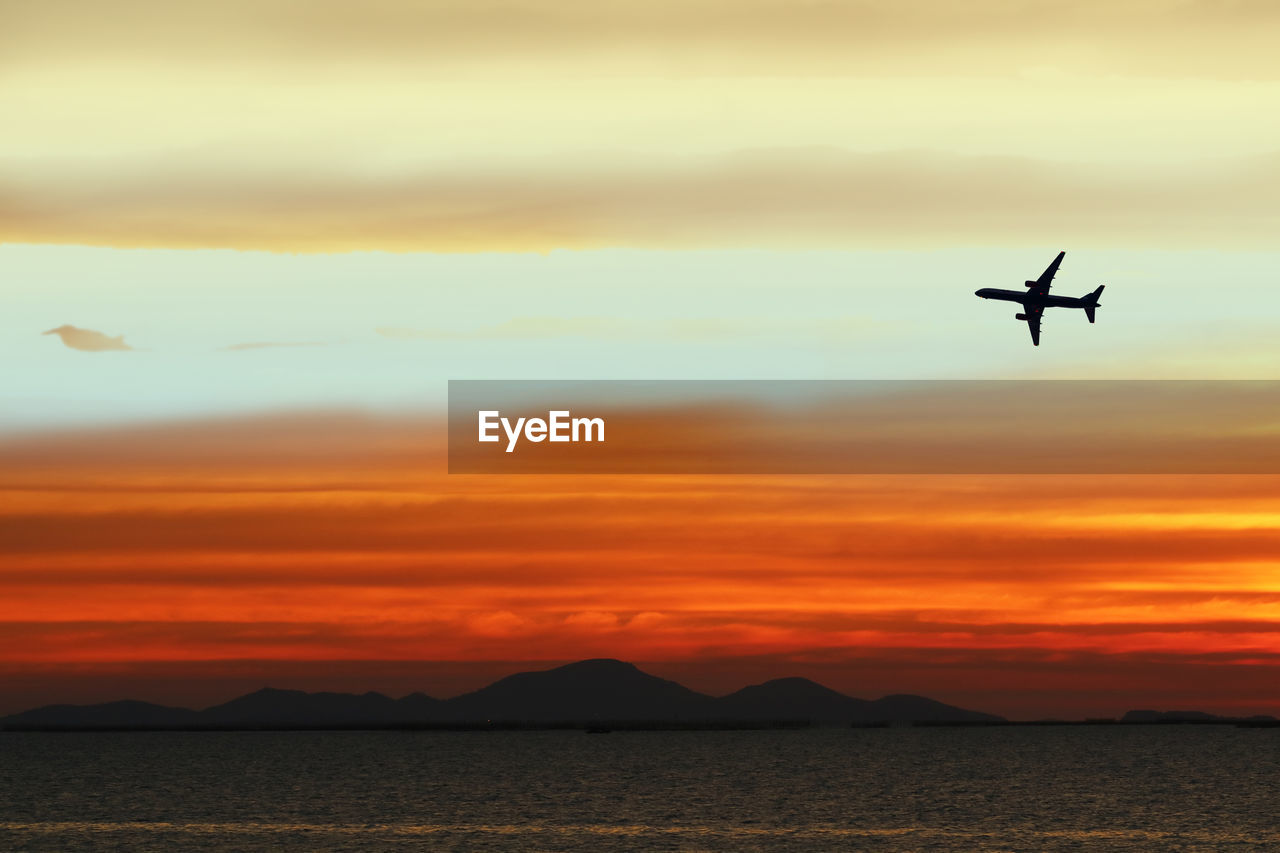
left=1, top=659, right=1004, bottom=729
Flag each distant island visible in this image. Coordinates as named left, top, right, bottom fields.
left=1, top=659, right=1003, bottom=730
left=1120, top=709, right=1278, bottom=725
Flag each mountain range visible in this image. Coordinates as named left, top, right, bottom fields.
left=1, top=659, right=1004, bottom=730
left=1120, top=709, right=1278, bottom=724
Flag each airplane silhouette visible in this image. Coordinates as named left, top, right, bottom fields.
left=974, top=251, right=1104, bottom=346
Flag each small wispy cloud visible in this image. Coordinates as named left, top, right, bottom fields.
left=42, top=325, right=133, bottom=352
left=377, top=315, right=882, bottom=343
left=377, top=317, right=628, bottom=341
left=218, top=341, right=328, bottom=352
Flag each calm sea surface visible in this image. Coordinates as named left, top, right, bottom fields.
left=2, top=727, right=1278, bottom=851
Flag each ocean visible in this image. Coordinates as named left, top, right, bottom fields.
left=2, top=727, right=1277, bottom=851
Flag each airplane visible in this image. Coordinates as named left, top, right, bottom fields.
left=974, top=251, right=1104, bottom=346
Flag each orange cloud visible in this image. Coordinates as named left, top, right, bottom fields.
left=2, top=412, right=1280, bottom=718
left=42, top=324, right=133, bottom=352
left=449, top=382, right=1280, bottom=474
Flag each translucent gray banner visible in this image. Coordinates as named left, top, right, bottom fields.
left=448, top=380, right=1280, bottom=474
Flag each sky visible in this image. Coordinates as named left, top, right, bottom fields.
left=3, top=0, right=1280, bottom=718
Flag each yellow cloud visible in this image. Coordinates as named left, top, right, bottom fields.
left=5, top=1, right=1278, bottom=252
left=6, top=150, right=1278, bottom=252
left=8, top=1, right=1280, bottom=79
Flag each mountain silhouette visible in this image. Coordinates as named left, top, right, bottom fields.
left=717, top=679, right=1001, bottom=724
left=1122, top=709, right=1279, bottom=723
left=199, top=688, right=442, bottom=726
left=1, top=699, right=196, bottom=729
left=865, top=694, right=1003, bottom=723
left=1, top=659, right=1005, bottom=729
left=718, top=677, right=871, bottom=722
left=445, top=659, right=714, bottom=722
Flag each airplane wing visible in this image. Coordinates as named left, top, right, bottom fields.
left=1025, top=305, right=1042, bottom=346
left=1027, top=250, right=1065, bottom=296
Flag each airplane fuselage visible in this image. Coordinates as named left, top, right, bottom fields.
left=975, top=251, right=1103, bottom=345
left=974, top=288, right=1093, bottom=309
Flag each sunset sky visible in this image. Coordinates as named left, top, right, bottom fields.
left=3, top=0, right=1280, bottom=718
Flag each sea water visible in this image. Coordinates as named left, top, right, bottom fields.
left=2, top=727, right=1277, bottom=851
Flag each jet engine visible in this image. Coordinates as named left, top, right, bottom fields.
left=1015, top=313, right=1028, bottom=320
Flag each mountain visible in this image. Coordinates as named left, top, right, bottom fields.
left=444, top=659, right=715, bottom=722
left=398, top=692, right=445, bottom=718
left=199, top=688, right=443, bottom=726
left=864, top=694, right=1004, bottom=724
left=1122, top=709, right=1279, bottom=723
left=1, top=699, right=197, bottom=729
left=717, top=677, right=872, bottom=722
left=716, top=680, right=1002, bottom=724
left=0, top=659, right=1005, bottom=729
left=0, top=690, right=445, bottom=730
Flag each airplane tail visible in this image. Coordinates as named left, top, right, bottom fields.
left=1083, top=285, right=1104, bottom=323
